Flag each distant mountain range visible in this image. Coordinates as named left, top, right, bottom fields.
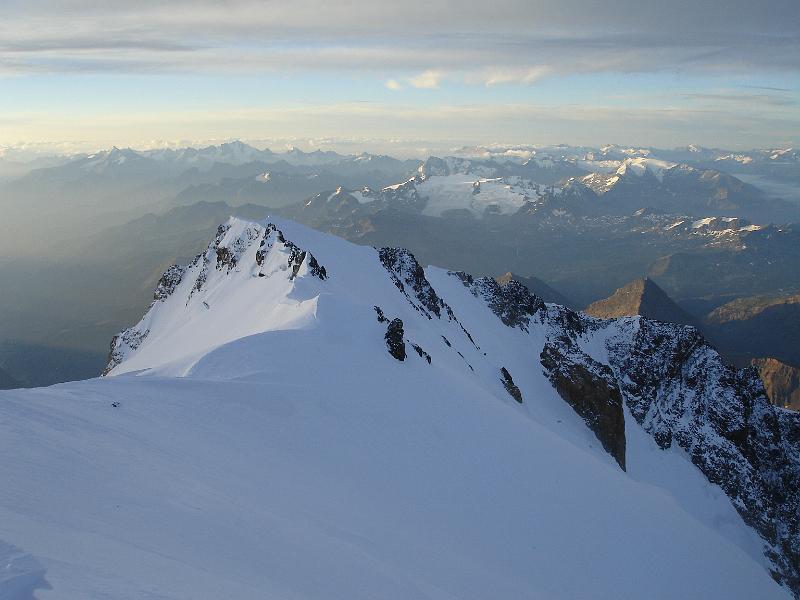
left=0, top=140, right=798, bottom=390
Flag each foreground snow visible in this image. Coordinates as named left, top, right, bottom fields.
left=0, top=218, right=790, bottom=599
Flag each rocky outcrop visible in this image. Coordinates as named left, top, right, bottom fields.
left=752, top=358, right=800, bottom=410
left=103, top=328, right=150, bottom=376
left=411, top=343, right=432, bottom=364
left=256, top=223, right=327, bottom=280
left=540, top=340, right=626, bottom=470
left=379, top=247, right=450, bottom=319
left=496, top=272, right=574, bottom=308
left=605, top=318, right=800, bottom=593
left=153, top=265, right=185, bottom=301
left=500, top=367, right=523, bottom=404
left=385, top=319, right=406, bottom=361
left=451, top=272, right=545, bottom=332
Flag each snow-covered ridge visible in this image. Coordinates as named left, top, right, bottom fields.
left=0, top=217, right=794, bottom=598
left=105, top=218, right=328, bottom=376
left=98, top=217, right=800, bottom=597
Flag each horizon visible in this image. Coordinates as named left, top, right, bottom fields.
left=1, top=138, right=796, bottom=162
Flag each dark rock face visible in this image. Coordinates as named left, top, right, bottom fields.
left=153, top=265, right=185, bottom=301
left=452, top=272, right=545, bottom=332
left=418, top=156, right=451, bottom=178
left=540, top=340, right=626, bottom=470
left=374, top=306, right=388, bottom=323
left=500, top=367, right=523, bottom=404
left=385, top=319, right=406, bottom=361
left=216, top=246, right=236, bottom=271
left=753, top=358, right=800, bottom=410
left=496, top=272, right=574, bottom=308
left=604, top=317, right=800, bottom=594
left=379, top=247, right=449, bottom=319
left=192, top=224, right=231, bottom=293
left=411, top=343, right=432, bottom=364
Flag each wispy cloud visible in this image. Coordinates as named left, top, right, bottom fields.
left=408, top=70, right=443, bottom=89
left=385, top=78, right=402, bottom=91
left=682, top=92, right=798, bottom=107
left=1, top=1, right=797, bottom=79
left=474, top=66, right=553, bottom=86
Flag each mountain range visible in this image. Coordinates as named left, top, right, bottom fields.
left=0, top=141, right=798, bottom=389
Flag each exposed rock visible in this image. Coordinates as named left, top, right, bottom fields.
left=385, top=319, right=406, bottom=361
left=500, top=367, right=523, bottom=404
left=153, top=265, right=185, bottom=301
left=584, top=277, right=698, bottom=326
left=379, top=247, right=449, bottom=319
left=496, top=272, right=574, bottom=308
left=604, top=317, right=800, bottom=593
left=753, top=358, right=800, bottom=411
left=452, top=271, right=545, bottom=332
left=374, top=306, right=388, bottom=323
left=411, top=343, right=432, bottom=364
left=540, top=341, right=626, bottom=470
left=256, top=223, right=328, bottom=280
left=103, top=328, right=150, bottom=376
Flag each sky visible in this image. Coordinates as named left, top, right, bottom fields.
left=1, top=0, right=799, bottom=156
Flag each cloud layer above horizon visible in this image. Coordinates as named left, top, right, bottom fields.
left=2, top=0, right=798, bottom=150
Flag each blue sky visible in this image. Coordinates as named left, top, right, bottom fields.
left=1, top=0, right=798, bottom=155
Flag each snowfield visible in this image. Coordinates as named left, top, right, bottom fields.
left=0, top=217, right=791, bottom=599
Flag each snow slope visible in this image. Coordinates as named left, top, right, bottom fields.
left=0, top=217, right=792, bottom=599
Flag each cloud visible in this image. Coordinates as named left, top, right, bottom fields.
left=1, top=1, right=797, bottom=78
left=408, top=70, right=443, bottom=89
left=385, top=78, right=402, bottom=91
left=682, top=92, right=798, bottom=107
left=475, top=66, right=553, bottom=86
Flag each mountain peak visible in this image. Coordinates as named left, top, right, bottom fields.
left=96, top=218, right=800, bottom=595
left=584, top=277, right=697, bottom=326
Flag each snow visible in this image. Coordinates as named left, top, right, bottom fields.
left=414, top=174, right=530, bottom=217
left=692, top=217, right=716, bottom=228
left=0, top=217, right=789, bottom=599
left=381, top=178, right=414, bottom=191
left=326, top=187, right=373, bottom=204
left=616, top=157, right=676, bottom=181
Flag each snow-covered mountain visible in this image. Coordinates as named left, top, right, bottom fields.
left=143, top=140, right=278, bottom=170
left=1, top=217, right=797, bottom=598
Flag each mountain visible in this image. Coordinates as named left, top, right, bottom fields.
left=704, top=294, right=800, bottom=367
left=2, top=142, right=799, bottom=401
left=495, top=272, right=574, bottom=308
left=753, top=358, right=800, bottom=411
left=2, top=217, right=793, bottom=598
left=573, top=158, right=799, bottom=222
left=143, top=140, right=277, bottom=170
left=584, top=278, right=698, bottom=326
